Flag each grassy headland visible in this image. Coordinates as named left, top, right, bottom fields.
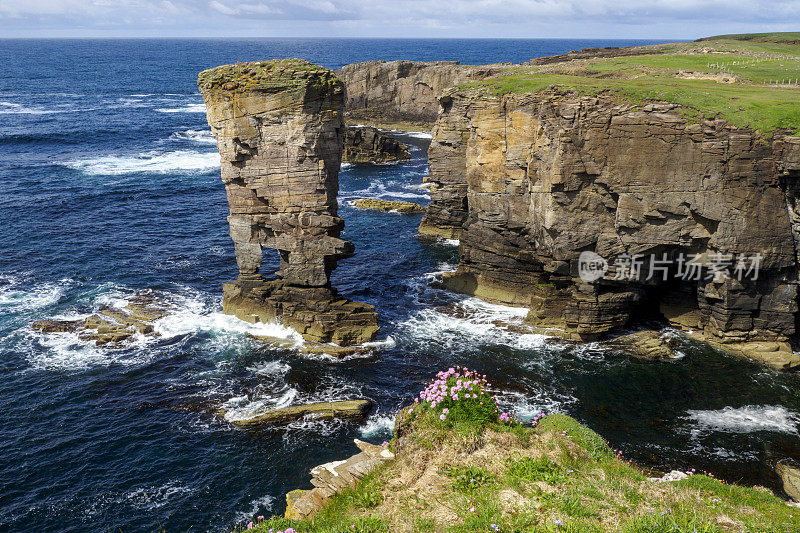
left=461, top=33, right=800, bottom=134
left=245, top=368, right=799, bottom=533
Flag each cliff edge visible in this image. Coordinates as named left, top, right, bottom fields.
left=249, top=369, right=800, bottom=532
left=417, top=36, right=800, bottom=369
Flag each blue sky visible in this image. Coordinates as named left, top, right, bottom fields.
left=0, top=1, right=798, bottom=39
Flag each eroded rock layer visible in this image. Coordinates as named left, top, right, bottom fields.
left=342, top=125, right=410, bottom=164
left=425, top=88, right=800, bottom=368
left=199, top=59, right=379, bottom=347
left=335, top=60, right=501, bottom=128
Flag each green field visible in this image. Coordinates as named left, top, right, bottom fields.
left=462, top=33, right=800, bottom=134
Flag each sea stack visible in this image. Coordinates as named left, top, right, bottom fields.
left=198, top=59, right=379, bottom=347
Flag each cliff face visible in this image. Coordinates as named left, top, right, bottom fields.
left=199, top=59, right=379, bottom=347
left=342, top=126, right=410, bottom=164
left=335, top=60, right=500, bottom=128
left=426, top=89, right=800, bottom=368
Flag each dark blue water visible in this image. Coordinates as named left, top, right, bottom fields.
left=3, top=38, right=800, bottom=533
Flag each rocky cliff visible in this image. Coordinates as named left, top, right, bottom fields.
left=424, top=88, right=800, bottom=368
left=199, top=59, right=379, bottom=348
left=342, top=125, right=410, bottom=164
left=335, top=60, right=501, bottom=128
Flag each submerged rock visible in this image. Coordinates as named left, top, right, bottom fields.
left=343, top=126, right=410, bottom=164
left=198, top=60, right=379, bottom=348
left=350, top=198, right=425, bottom=214
left=608, top=330, right=681, bottom=360
left=31, top=292, right=169, bottom=346
left=221, top=400, right=372, bottom=428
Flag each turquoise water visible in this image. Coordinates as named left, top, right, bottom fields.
left=2, top=38, right=800, bottom=533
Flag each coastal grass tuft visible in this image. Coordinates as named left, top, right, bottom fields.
left=244, top=367, right=800, bottom=532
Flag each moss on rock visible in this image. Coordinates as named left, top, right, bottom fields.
left=197, top=58, right=339, bottom=95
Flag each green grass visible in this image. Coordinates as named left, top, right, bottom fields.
left=243, top=410, right=800, bottom=532
left=699, top=32, right=800, bottom=43
left=242, top=365, right=799, bottom=531
left=459, top=34, right=800, bottom=134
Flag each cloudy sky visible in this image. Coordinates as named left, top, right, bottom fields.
left=0, top=0, right=798, bottom=39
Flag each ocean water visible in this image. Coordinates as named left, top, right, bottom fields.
left=2, top=38, right=800, bottom=532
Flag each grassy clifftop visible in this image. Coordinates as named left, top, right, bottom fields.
left=462, top=33, right=800, bottom=134
left=247, top=369, right=799, bottom=533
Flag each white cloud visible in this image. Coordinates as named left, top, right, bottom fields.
left=240, top=3, right=281, bottom=15
left=1, top=0, right=799, bottom=37
left=209, top=1, right=238, bottom=15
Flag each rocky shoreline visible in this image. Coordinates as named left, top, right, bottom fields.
left=332, top=41, right=800, bottom=371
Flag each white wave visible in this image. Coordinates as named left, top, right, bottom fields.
left=283, top=416, right=347, bottom=437
left=235, top=493, right=275, bottom=525
left=359, top=413, right=396, bottom=438
left=0, top=101, right=80, bottom=115
left=341, top=178, right=430, bottom=202
left=170, top=129, right=216, bottom=144
left=154, top=308, right=303, bottom=345
left=399, top=131, right=433, bottom=139
left=64, top=150, right=220, bottom=175
left=495, top=389, right=575, bottom=421
left=686, top=405, right=800, bottom=434
left=122, top=480, right=193, bottom=510
left=436, top=261, right=457, bottom=273
left=156, top=103, right=206, bottom=113
left=221, top=387, right=300, bottom=423
left=396, top=290, right=550, bottom=351
left=24, top=330, right=154, bottom=371
left=246, top=360, right=292, bottom=377
left=341, top=162, right=353, bottom=169
left=0, top=279, right=68, bottom=315
left=440, top=238, right=460, bottom=247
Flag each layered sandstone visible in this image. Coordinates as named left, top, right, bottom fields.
left=335, top=60, right=501, bottom=128
left=199, top=59, right=379, bottom=347
left=425, top=88, right=800, bottom=368
left=342, top=125, right=410, bottom=164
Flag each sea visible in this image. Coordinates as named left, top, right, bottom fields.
left=2, top=38, right=800, bottom=533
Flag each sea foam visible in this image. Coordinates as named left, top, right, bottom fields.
left=686, top=405, right=800, bottom=434
left=170, top=129, right=216, bottom=144
left=156, top=103, right=207, bottom=113
left=64, top=150, right=220, bottom=175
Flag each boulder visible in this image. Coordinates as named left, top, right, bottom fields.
left=31, top=292, right=169, bottom=347
left=777, top=462, right=800, bottom=501
left=350, top=198, right=425, bottom=214
left=343, top=126, right=410, bottom=164
left=223, top=400, right=372, bottom=428
left=608, top=330, right=681, bottom=360
left=284, top=438, right=395, bottom=520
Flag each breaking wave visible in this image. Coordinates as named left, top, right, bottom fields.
left=156, top=103, right=206, bottom=113
left=170, top=129, right=216, bottom=144
left=685, top=405, right=800, bottom=435
left=64, top=150, right=219, bottom=175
